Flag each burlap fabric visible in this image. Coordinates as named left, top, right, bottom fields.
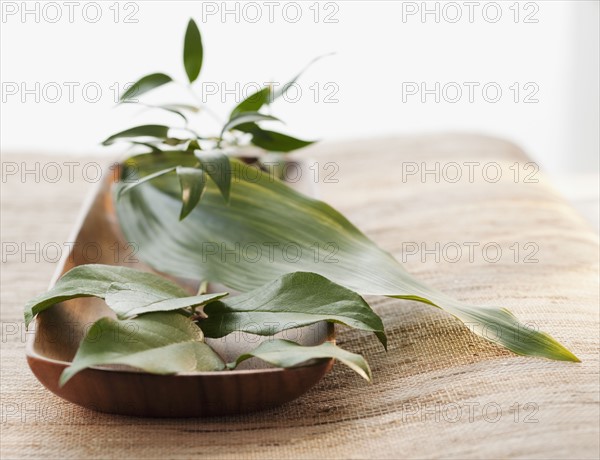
left=1, top=134, right=598, bottom=459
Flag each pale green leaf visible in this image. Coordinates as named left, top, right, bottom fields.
left=201, top=272, right=386, bottom=348
left=228, top=339, right=372, bottom=381
left=115, top=154, right=580, bottom=362
left=196, top=151, right=231, bottom=202
left=60, top=313, right=225, bottom=386
left=24, top=264, right=226, bottom=326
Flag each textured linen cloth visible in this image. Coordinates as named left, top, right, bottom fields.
left=1, top=134, right=598, bottom=459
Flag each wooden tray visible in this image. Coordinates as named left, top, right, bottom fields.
left=26, top=160, right=335, bottom=417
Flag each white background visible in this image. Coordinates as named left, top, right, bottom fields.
left=1, top=0, right=598, bottom=178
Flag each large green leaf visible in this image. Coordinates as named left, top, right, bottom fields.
left=102, top=125, right=170, bottom=146
left=201, top=272, right=386, bottom=347
left=228, top=339, right=372, bottom=381
left=120, top=73, right=173, bottom=102
left=60, top=313, right=225, bottom=386
left=183, top=19, right=203, bottom=83
left=115, top=153, right=580, bottom=362
left=24, top=264, right=226, bottom=326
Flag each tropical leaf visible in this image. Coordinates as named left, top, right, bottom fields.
left=201, top=272, right=386, bottom=347
left=60, top=313, right=225, bottom=386
left=183, top=19, right=203, bottom=83
left=102, top=125, right=170, bottom=146
left=24, top=264, right=226, bottom=326
left=115, top=154, right=580, bottom=362
left=120, top=73, right=173, bottom=102
left=228, top=339, right=372, bottom=381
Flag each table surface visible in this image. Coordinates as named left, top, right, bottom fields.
left=1, top=134, right=599, bottom=459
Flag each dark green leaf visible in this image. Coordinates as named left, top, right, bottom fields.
left=115, top=156, right=580, bottom=362
left=250, top=128, right=315, bottom=153
left=60, top=313, right=225, bottom=386
left=197, top=151, right=231, bottom=202
left=177, top=166, right=207, bottom=220
left=102, top=125, right=170, bottom=146
left=228, top=339, right=371, bottom=381
left=230, top=87, right=272, bottom=119
left=183, top=19, right=203, bottom=83
left=120, top=73, right=173, bottom=102
left=201, top=272, right=386, bottom=348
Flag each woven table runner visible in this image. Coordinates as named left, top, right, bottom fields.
left=1, top=134, right=598, bottom=459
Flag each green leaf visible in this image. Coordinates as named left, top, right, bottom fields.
left=183, top=19, right=203, bottom=83
left=120, top=73, right=173, bottom=102
left=176, top=166, right=207, bottom=220
left=221, top=112, right=280, bottom=138
left=102, top=125, right=170, bottom=146
left=129, top=141, right=163, bottom=154
left=115, top=155, right=580, bottom=362
left=230, top=87, right=272, bottom=119
left=118, top=166, right=177, bottom=198
left=60, top=313, right=225, bottom=386
left=228, top=339, right=371, bottom=382
left=250, top=128, right=315, bottom=153
left=24, top=264, right=227, bottom=326
left=196, top=151, right=231, bottom=202
left=201, top=272, right=386, bottom=348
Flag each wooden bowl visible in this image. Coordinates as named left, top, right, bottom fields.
left=26, top=162, right=335, bottom=417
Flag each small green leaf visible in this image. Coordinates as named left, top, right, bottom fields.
left=201, top=272, right=386, bottom=348
left=230, top=87, right=272, bottom=119
left=60, top=313, right=225, bottom=386
left=163, top=138, right=189, bottom=146
left=228, top=339, right=372, bottom=382
left=24, top=264, right=227, bottom=326
left=104, top=282, right=226, bottom=317
left=102, top=125, right=170, bottom=146
left=186, top=139, right=202, bottom=152
left=221, top=112, right=280, bottom=138
left=129, top=141, right=163, bottom=154
left=250, top=128, right=315, bottom=153
left=118, top=166, right=177, bottom=198
left=120, top=73, right=173, bottom=102
left=176, top=166, right=207, bottom=220
left=196, top=151, right=231, bottom=202
left=183, top=19, right=203, bottom=83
